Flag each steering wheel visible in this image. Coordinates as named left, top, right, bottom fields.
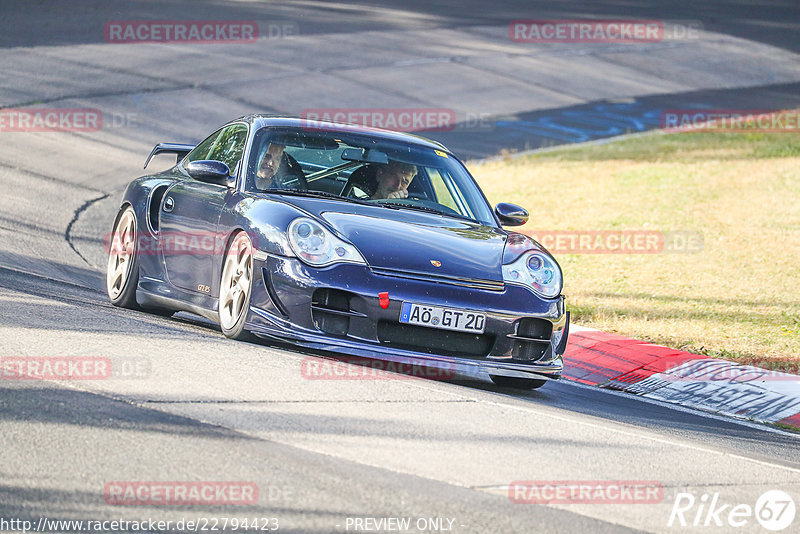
left=270, top=171, right=308, bottom=191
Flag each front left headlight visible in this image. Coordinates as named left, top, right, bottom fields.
left=287, top=217, right=365, bottom=267
left=502, top=250, right=562, bottom=298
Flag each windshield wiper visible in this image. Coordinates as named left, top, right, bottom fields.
left=374, top=200, right=474, bottom=221
left=266, top=189, right=374, bottom=206
left=265, top=190, right=474, bottom=220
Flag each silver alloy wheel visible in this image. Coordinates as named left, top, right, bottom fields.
left=106, top=207, right=136, bottom=300
left=219, top=232, right=253, bottom=330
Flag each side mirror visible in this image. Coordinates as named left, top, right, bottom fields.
left=185, top=160, right=235, bottom=188
left=495, top=202, right=529, bottom=226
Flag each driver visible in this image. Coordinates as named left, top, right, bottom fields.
left=254, top=143, right=305, bottom=190
left=371, top=161, right=417, bottom=200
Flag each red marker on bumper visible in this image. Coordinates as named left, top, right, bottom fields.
left=378, top=292, right=390, bottom=309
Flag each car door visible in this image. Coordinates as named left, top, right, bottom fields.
left=159, top=123, right=248, bottom=294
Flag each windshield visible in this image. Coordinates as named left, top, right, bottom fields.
left=245, top=126, right=497, bottom=226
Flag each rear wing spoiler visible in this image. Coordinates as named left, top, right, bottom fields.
left=144, top=143, right=195, bottom=169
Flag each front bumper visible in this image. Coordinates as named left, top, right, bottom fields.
left=245, top=255, right=568, bottom=380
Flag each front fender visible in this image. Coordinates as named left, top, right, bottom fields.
left=218, top=195, right=312, bottom=258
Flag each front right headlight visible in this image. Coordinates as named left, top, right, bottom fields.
left=502, top=250, right=562, bottom=298
left=287, top=217, right=365, bottom=267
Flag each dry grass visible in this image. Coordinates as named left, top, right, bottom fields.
left=468, top=130, right=800, bottom=370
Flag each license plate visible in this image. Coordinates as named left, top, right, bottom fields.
left=399, top=302, right=486, bottom=334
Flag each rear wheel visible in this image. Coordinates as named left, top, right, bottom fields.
left=490, top=375, right=547, bottom=390
left=219, top=231, right=255, bottom=340
left=106, top=206, right=140, bottom=309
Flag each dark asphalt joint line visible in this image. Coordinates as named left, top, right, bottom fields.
left=0, top=267, right=246, bottom=343
left=30, top=47, right=197, bottom=89
left=2, top=81, right=280, bottom=116
left=138, top=399, right=478, bottom=404
left=0, top=83, right=198, bottom=111
left=0, top=264, right=99, bottom=295
left=199, top=85, right=285, bottom=115
left=0, top=161, right=105, bottom=194
left=0, top=266, right=226, bottom=337
left=64, top=193, right=110, bottom=267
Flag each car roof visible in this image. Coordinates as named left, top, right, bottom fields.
left=229, top=115, right=451, bottom=153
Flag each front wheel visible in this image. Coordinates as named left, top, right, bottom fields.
left=490, top=375, right=547, bottom=390
left=219, top=231, right=255, bottom=340
left=106, top=206, right=140, bottom=309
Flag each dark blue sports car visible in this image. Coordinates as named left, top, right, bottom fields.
left=106, top=116, right=568, bottom=389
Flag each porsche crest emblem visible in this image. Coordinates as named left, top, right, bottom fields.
left=430, top=260, right=442, bottom=267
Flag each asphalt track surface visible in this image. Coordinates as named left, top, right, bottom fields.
left=1, top=2, right=799, bottom=533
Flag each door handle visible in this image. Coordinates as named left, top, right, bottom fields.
left=163, top=196, right=174, bottom=212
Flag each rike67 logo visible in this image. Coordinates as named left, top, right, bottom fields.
left=669, top=490, right=796, bottom=531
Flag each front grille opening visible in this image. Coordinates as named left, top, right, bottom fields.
left=511, top=318, right=553, bottom=362
left=377, top=320, right=494, bottom=358
left=313, top=288, right=350, bottom=311
left=311, top=288, right=352, bottom=336
left=371, top=267, right=505, bottom=292
left=512, top=340, right=551, bottom=362
left=517, top=318, right=553, bottom=340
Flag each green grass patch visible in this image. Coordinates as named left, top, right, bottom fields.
left=527, top=131, right=800, bottom=161
left=469, top=123, right=800, bottom=369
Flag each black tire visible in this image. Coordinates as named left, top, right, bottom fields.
left=106, top=206, right=140, bottom=309
left=218, top=231, right=256, bottom=340
left=490, top=375, right=548, bottom=390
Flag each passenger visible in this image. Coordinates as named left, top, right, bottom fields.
left=370, top=161, right=417, bottom=200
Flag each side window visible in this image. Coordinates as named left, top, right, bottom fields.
left=183, top=128, right=223, bottom=165
left=428, top=168, right=476, bottom=219
left=206, top=124, right=248, bottom=172
left=427, top=168, right=459, bottom=211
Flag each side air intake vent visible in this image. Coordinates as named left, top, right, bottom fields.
left=311, top=288, right=364, bottom=336
left=148, top=185, right=169, bottom=233
left=509, top=318, right=553, bottom=362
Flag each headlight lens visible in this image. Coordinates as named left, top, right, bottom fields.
left=287, top=217, right=365, bottom=267
left=502, top=250, right=562, bottom=298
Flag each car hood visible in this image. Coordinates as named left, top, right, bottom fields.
left=320, top=209, right=506, bottom=282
